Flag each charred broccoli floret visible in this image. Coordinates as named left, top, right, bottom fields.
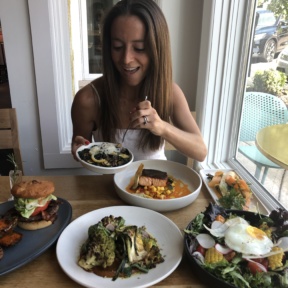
left=78, top=221, right=116, bottom=270
left=78, top=215, right=164, bottom=281
left=101, top=215, right=125, bottom=232
left=112, top=225, right=164, bottom=280
left=122, top=225, right=148, bottom=263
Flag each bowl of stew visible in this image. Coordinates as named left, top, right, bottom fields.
left=76, top=142, right=133, bottom=174
left=113, top=159, right=202, bottom=212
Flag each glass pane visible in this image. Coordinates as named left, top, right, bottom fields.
left=86, top=0, right=116, bottom=74
left=236, top=2, right=288, bottom=208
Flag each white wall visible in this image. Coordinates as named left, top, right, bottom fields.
left=0, top=0, right=43, bottom=175
left=162, top=0, right=203, bottom=108
left=0, top=0, right=203, bottom=175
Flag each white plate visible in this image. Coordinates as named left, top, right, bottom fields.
left=114, top=160, right=202, bottom=212
left=56, top=206, right=183, bottom=288
left=200, top=169, right=269, bottom=215
left=76, top=142, right=134, bottom=174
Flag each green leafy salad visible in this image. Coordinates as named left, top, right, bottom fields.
left=78, top=215, right=164, bottom=280
left=184, top=204, right=288, bottom=288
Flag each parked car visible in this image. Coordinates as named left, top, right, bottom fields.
left=252, top=9, right=288, bottom=62
left=276, top=47, right=288, bottom=77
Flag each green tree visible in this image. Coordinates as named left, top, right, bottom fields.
left=263, top=0, right=288, bottom=18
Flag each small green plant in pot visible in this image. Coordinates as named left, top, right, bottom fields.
left=252, top=68, right=286, bottom=96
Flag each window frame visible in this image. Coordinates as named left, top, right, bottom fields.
left=79, top=0, right=105, bottom=80
left=196, top=0, right=283, bottom=212
left=29, top=0, right=79, bottom=169
left=74, top=0, right=121, bottom=83
left=70, top=0, right=102, bottom=94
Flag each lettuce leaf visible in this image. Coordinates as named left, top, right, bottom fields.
left=14, top=194, right=57, bottom=218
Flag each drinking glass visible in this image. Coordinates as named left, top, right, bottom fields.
left=9, top=169, right=22, bottom=201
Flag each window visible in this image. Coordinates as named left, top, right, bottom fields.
left=197, top=0, right=287, bottom=212
left=237, top=4, right=288, bottom=208
left=71, top=0, right=119, bottom=92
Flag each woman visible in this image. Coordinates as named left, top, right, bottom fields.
left=71, top=0, right=207, bottom=162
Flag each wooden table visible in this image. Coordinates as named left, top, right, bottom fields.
left=0, top=175, right=212, bottom=288
left=256, top=124, right=288, bottom=170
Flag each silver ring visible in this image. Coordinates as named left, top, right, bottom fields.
left=143, top=116, right=148, bottom=125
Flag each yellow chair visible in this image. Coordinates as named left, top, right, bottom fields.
left=0, top=108, right=23, bottom=172
left=238, top=92, right=288, bottom=183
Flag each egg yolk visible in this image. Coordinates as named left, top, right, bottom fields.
left=246, top=226, right=266, bottom=239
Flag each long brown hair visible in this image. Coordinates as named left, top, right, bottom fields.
left=101, top=0, right=172, bottom=150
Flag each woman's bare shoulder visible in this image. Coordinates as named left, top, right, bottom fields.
left=91, top=77, right=105, bottom=95
left=171, top=82, right=186, bottom=105
left=74, top=77, right=104, bottom=107
left=172, top=82, right=184, bottom=95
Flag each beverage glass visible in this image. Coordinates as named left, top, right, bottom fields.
left=9, top=170, right=22, bottom=200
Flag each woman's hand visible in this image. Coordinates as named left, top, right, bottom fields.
left=129, top=99, right=165, bottom=136
left=71, top=136, right=90, bottom=161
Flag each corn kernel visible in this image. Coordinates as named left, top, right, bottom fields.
left=205, top=247, right=224, bottom=264
left=268, top=247, right=284, bottom=270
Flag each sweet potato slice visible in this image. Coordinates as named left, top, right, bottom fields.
left=0, top=217, right=18, bottom=238
left=0, top=231, right=22, bottom=247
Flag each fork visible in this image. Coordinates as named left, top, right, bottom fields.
left=121, top=96, right=148, bottom=144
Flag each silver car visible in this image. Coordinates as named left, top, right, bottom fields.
left=276, top=47, right=288, bottom=76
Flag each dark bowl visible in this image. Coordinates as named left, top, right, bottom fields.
left=184, top=209, right=266, bottom=288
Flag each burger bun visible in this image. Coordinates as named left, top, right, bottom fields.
left=17, top=220, right=53, bottom=231
left=11, top=180, right=55, bottom=199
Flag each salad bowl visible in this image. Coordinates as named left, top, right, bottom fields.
left=184, top=204, right=288, bottom=288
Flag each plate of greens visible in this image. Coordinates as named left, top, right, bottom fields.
left=184, top=203, right=288, bottom=288
left=199, top=169, right=268, bottom=214
left=56, top=206, right=183, bottom=288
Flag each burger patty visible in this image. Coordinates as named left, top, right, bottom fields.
left=5, top=200, right=60, bottom=223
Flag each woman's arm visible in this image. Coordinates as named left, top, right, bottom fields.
left=129, top=83, right=207, bottom=162
left=71, top=84, right=99, bottom=160
left=161, top=83, right=207, bottom=162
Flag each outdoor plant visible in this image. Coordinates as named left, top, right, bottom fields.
left=252, top=68, right=286, bottom=96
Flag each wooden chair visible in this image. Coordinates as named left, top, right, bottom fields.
left=0, top=108, right=24, bottom=172
left=165, top=111, right=196, bottom=167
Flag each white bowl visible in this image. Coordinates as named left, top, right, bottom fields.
left=114, top=160, right=202, bottom=212
left=76, top=142, right=134, bottom=174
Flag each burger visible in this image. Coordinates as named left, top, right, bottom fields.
left=10, top=180, right=60, bottom=230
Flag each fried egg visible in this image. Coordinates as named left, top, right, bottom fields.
left=225, top=222, right=273, bottom=255
left=205, top=217, right=274, bottom=255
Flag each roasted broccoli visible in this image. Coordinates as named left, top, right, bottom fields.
left=78, top=215, right=164, bottom=281
left=78, top=220, right=116, bottom=269
left=101, top=215, right=125, bottom=233
left=112, top=225, right=164, bottom=280
left=121, top=225, right=148, bottom=263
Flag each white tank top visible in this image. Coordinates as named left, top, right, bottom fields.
left=92, top=129, right=166, bottom=161
left=90, top=83, right=166, bottom=161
